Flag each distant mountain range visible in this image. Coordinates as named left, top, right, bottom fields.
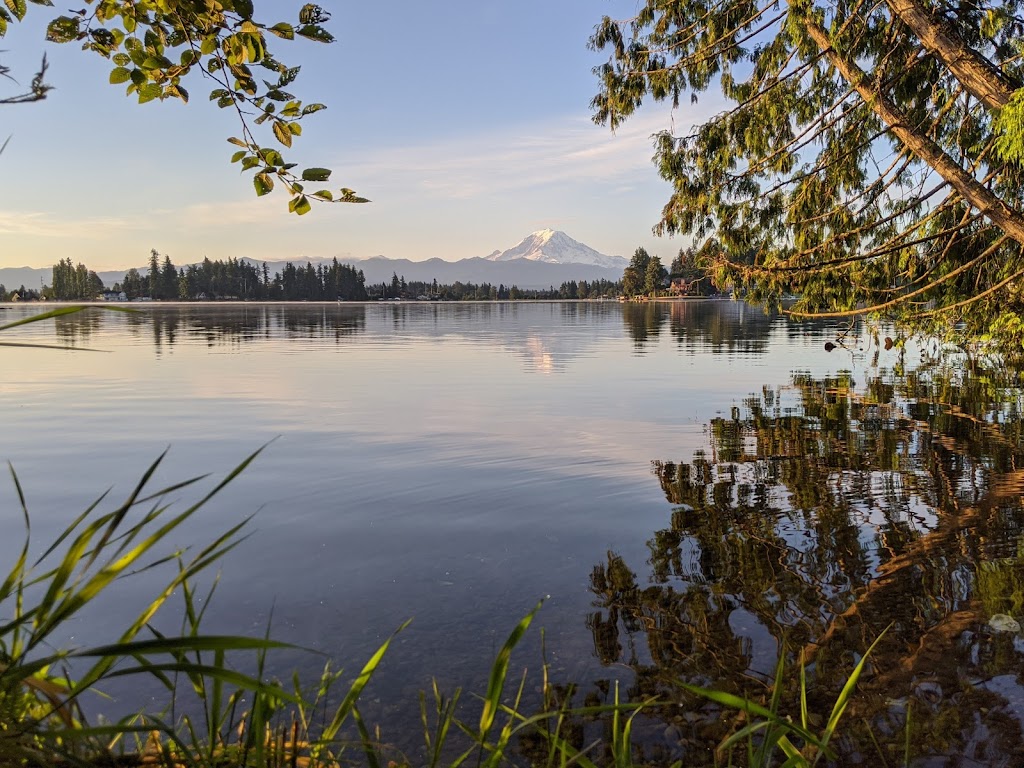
left=0, top=230, right=627, bottom=293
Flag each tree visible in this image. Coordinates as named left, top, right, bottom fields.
left=147, top=249, right=160, bottom=299
left=121, top=267, right=143, bottom=299
left=160, top=255, right=178, bottom=300
left=1, top=1, right=368, bottom=213
left=591, top=0, right=1024, bottom=341
left=643, top=255, right=666, bottom=296
left=622, top=247, right=652, bottom=297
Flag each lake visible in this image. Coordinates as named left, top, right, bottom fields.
left=3, top=300, right=1024, bottom=765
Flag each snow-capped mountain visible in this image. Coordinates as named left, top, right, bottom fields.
left=485, top=230, right=628, bottom=270
left=1, top=230, right=628, bottom=294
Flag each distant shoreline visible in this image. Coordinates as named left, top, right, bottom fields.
left=0, top=296, right=723, bottom=307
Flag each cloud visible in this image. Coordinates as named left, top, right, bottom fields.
left=333, top=106, right=712, bottom=201
left=175, top=198, right=289, bottom=228
left=0, top=210, right=141, bottom=239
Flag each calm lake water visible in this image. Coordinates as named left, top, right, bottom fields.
left=3, top=300, right=1024, bottom=765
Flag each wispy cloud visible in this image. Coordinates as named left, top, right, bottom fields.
left=175, top=198, right=289, bottom=228
left=334, top=107, right=712, bottom=201
left=0, top=210, right=141, bottom=239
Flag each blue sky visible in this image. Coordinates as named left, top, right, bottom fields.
left=0, top=1, right=722, bottom=271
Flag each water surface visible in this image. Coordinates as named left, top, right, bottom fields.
left=2, top=300, right=1022, bottom=764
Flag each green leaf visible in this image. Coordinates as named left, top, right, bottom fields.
left=296, top=24, right=334, bottom=43
left=302, top=102, right=326, bottom=115
left=272, top=121, right=292, bottom=147
left=4, top=0, right=27, bottom=22
left=299, top=3, right=328, bottom=24
left=288, top=194, right=311, bottom=215
left=129, top=68, right=146, bottom=86
left=253, top=173, right=274, bottom=196
left=109, top=67, right=131, bottom=85
left=260, top=149, right=284, bottom=165
left=269, top=22, right=294, bottom=39
left=142, top=55, right=171, bottom=69
left=339, top=189, right=370, bottom=203
left=200, top=35, right=217, bottom=55
left=45, top=15, right=80, bottom=43
left=90, top=28, right=115, bottom=48
left=230, top=150, right=247, bottom=163
left=234, top=0, right=254, bottom=19
left=312, top=190, right=333, bottom=201
left=137, top=83, right=162, bottom=103
left=227, top=136, right=247, bottom=147
left=301, top=167, right=331, bottom=182
left=112, top=52, right=130, bottom=66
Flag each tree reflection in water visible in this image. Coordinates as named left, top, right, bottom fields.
left=584, top=362, right=1024, bottom=765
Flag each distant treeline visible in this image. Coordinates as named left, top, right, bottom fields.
left=373, top=275, right=623, bottom=301
left=11, top=253, right=624, bottom=302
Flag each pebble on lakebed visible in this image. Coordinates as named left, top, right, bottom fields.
left=987, top=614, right=1022, bottom=633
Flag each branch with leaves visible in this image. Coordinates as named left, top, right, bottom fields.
left=591, top=0, right=1024, bottom=342
left=0, top=0, right=367, bottom=213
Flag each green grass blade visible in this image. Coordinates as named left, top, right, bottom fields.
left=800, top=657, right=809, bottom=731
left=478, top=599, right=543, bottom=739
left=321, top=619, right=410, bottom=742
left=0, top=305, right=139, bottom=333
left=818, top=628, right=890, bottom=758
left=101, top=662, right=302, bottom=704
left=0, top=306, right=93, bottom=332
left=0, top=340, right=103, bottom=351
left=678, top=683, right=828, bottom=752
left=352, top=705, right=383, bottom=768
left=72, top=635, right=295, bottom=657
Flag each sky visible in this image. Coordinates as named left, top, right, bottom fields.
left=0, top=1, right=725, bottom=271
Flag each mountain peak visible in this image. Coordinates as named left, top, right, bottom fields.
left=486, top=230, right=626, bottom=269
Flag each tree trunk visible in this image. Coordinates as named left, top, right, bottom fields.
left=885, top=0, right=1017, bottom=110
left=801, top=16, right=1024, bottom=249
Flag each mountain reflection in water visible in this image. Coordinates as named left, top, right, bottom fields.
left=581, top=363, right=1024, bottom=766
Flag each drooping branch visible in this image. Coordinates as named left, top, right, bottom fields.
left=798, top=10, right=1024, bottom=249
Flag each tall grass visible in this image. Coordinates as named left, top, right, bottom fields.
left=0, top=448, right=901, bottom=767
left=0, top=308, right=896, bottom=765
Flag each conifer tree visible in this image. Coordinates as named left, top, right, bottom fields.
left=592, top=0, right=1024, bottom=340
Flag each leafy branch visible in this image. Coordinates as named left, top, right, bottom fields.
left=0, top=0, right=366, bottom=212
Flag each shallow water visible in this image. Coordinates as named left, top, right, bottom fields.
left=3, top=300, right=1023, bottom=765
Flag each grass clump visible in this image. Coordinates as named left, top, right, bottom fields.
left=0, top=448, right=890, bottom=768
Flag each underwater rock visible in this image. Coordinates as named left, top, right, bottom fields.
left=988, top=614, right=1022, bottom=633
